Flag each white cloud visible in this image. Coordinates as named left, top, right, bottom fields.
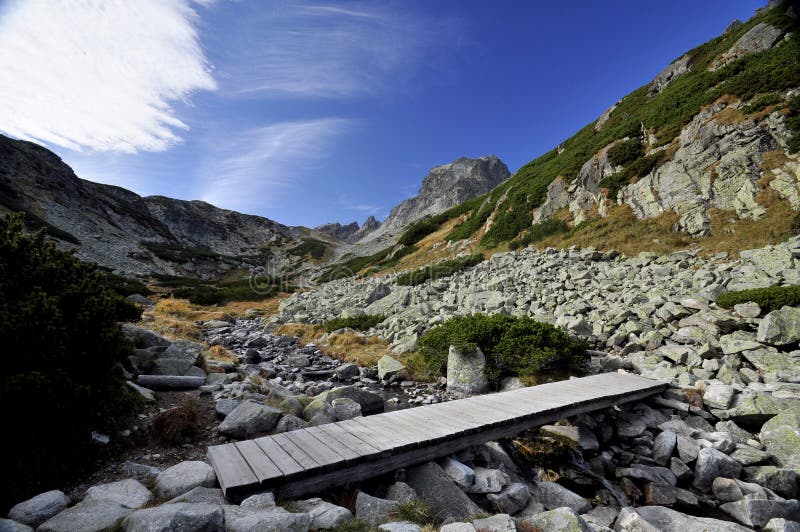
left=220, top=2, right=443, bottom=98
left=0, top=0, right=216, bottom=153
left=197, top=118, right=353, bottom=211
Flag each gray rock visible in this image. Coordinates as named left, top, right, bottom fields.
left=0, top=519, right=32, bottom=532
left=583, top=506, right=619, bottom=528
left=469, top=467, right=510, bottom=494
left=8, top=490, right=69, bottom=527
left=703, top=382, right=736, bottom=410
left=334, top=363, right=360, bottom=380
left=652, top=430, right=677, bottom=465
left=758, top=307, right=800, bottom=346
left=522, top=507, right=590, bottom=532
left=712, top=22, right=785, bottom=70
left=151, top=340, right=204, bottom=376
left=136, top=375, right=205, bottom=390
left=274, top=414, right=309, bottom=433
left=531, top=481, right=592, bottom=514
left=307, top=386, right=384, bottom=417
left=386, top=482, right=416, bottom=503
left=743, top=466, right=799, bottom=499
left=39, top=500, right=132, bottom=532
left=614, top=506, right=752, bottom=531
left=83, top=479, right=152, bottom=509
left=378, top=522, right=421, bottom=532
left=240, top=492, right=276, bottom=509
left=760, top=405, right=800, bottom=469
left=122, top=503, right=225, bottom=532
left=122, top=461, right=161, bottom=479
left=487, top=483, right=529, bottom=514
left=540, top=425, right=599, bottom=451
left=331, top=398, right=362, bottom=421
left=406, top=461, right=481, bottom=522
left=123, top=324, right=171, bottom=348
left=289, top=498, right=352, bottom=529
left=219, top=401, right=282, bottom=438
left=166, top=486, right=227, bottom=505
left=734, top=302, right=761, bottom=318
left=440, top=457, right=475, bottom=489
left=439, top=524, right=476, bottom=532
left=215, top=398, right=241, bottom=418
left=222, top=505, right=310, bottom=532
left=471, top=513, right=516, bottom=532
left=447, top=345, right=489, bottom=397
left=354, top=492, right=398, bottom=526
left=154, top=461, right=216, bottom=499
left=721, top=499, right=800, bottom=528
left=693, top=447, right=742, bottom=492
left=377, top=355, right=406, bottom=381
left=765, top=518, right=800, bottom=532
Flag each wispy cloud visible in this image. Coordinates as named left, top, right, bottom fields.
left=197, top=118, right=353, bottom=211
left=219, top=2, right=445, bottom=98
left=0, top=0, right=216, bottom=153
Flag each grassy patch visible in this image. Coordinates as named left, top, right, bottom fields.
left=742, top=92, right=784, bottom=114
left=509, top=219, right=569, bottom=250
left=276, top=323, right=391, bottom=367
left=390, top=499, right=435, bottom=526
left=415, top=314, right=587, bottom=382
left=716, top=285, right=800, bottom=313
left=323, top=314, right=387, bottom=332
left=288, top=238, right=328, bottom=260
left=395, top=254, right=484, bottom=286
left=151, top=397, right=200, bottom=445
left=607, top=137, right=644, bottom=167
left=318, top=245, right=416, bottom=281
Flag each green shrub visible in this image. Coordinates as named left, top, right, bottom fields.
left=172, top=277, right=288, bottom=305
left=390, top=499, right=434, bottom=526
left=395, top=254, right=484, bottom=286
left=103, top=271, right=152, bottom=297
left=323, top=314, right=386, bottom=332
left=289, top=238, right=327, bottom=260
left=318, top=244, right=417, bottom=281
left=415, top=314, right=587, bottom=382
left=607, top=138, right=644, bottom=167
left=398, top=218, right=441, bottom=246
left=741, top=92, right=784, bottom=114
left=716, top=285, right=800, bottom=313
left=0, top=214, right=143, bottom=508
left=509, top=219, right=570, bottom=250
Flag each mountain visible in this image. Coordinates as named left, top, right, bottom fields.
left=376, top=2, right=799, bottom=256
left=0, top=134, right=341, bottom=280
left=314, top=221, right=361, bottom=242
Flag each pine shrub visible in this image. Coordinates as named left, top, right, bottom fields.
left=323, top=314, right=387, bottom=332
left=716, top=285, right=800, bottom=313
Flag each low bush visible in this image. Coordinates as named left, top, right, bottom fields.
left=415, top=314, right=587, bottom=382
left=741, top=92, right=784, bottom=114
left=716, top=285, right=800, bottom=313
left=151, top=397, right=200, bottom=444
left=103, top=271, right=152, bottom=297
left=288, top=238, right=327, bottom=260
left=607, top=138, right=644, bottom=167
left=0, top=214, right=143, bottom=508
left=509, top=219, right=569, bottom=250
left=172, top=277, right=289, bottom=305
left=323, top=314, right=386, bottom=332
left=398, top=218, right=441, bottom=246
left=395, top=254, right=484, bottom=286
left=390, top=499, right=434, bottom=526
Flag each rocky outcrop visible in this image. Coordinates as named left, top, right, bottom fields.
left=315, top=221, right=360, bottom=242
left=711, top=22, right=786, bottom=71
left=649, top=54, right=692, bottom=95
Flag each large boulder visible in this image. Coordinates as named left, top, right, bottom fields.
left=614, top=506, right=752, bottom=531
left=0, top=518, right=33, bottom=531
left=83, top=479, right=152, bottom=509
left=758, top=307, right=800, bottom=346
left=406, top=462, right=481, bottom=522
left=122, top=503, right=224, bottom=532
left=354, top=492, right=398, bottom=526
left=760, top=406, right=800, bottom=470
left=720, top=499, right=800, bottom=528
left=38, top=500, right=132, bottom=532
left=446, top=345, right=489, bottom=397
left=223, top=506, right=311, bottom=531
left=693, top=448, right=742, bottom=491
left=219, top=401, right=282, bottom=438
left=154, top=461, right=216, bottom=499
left=289, top=498, right=352, bottom=529
left=151, top=340, right=204, bottom=376
left=521, top=507, right=590, bottom=531
left=304, top=386, right=384, bottom=420
left=8, top=490, right=69, bottom=527
left=377, top=355, right=406, bottom=381
left=531, top=481, right=592, bottom=513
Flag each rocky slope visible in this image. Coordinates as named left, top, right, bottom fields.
left=0, top=134, right=341, bottom=280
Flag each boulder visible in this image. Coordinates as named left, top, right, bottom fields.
left=521, top=507, right=590, bottom=532
left=289, top=498, right=352, bottom=529
left=38, top=500, right=132, bottom=532
left=406, top=462, right=481, bottom=522
left=354, top=492, right=398, bottom=526
left=386, top=482, right=416, bottom=503
left=154, top=461, right=216, bottom=499
left=219, top=401, right=282, bottom=438
left=487, top=483, right=529, bottom=514
left=377, top=355, right=406, bottom=381
left=222, top=505, right=310, bottom=532
left=151, top=340, right=203, bottom=376
left=331, top=398, right=362, bottom=421
left=703, top=382, right=736, bottom=410
left=531, top=481, right=592, bottom=514
left=721, top=499, right=800, bottom=528
left=334, top=363, right=360, bottom=380
left=760, top=405, right=800, bottom=470
left=764, top=518, right=800, bottom=532
left=758, top=307, right=800, bottom=346
left=540, top=425, right=599, bottom=451
left=136, top=375, right=205, bottom=390
left=471, top=514, right=516, bottom=532
left=166, top=486, right=227, bottom=505
left=614, top=506, right=752, bottom=531
left=240, top=492, right=276, bottom=509
left=693, top=448, right=742, bottom=492
left=652, top=430, right=677, bottom=465
left=8, top=490, right=69, bottom=527
left=275, top=414, right=309, bottom=433
left=83, top=479, right=152, bottom=509
left=446, top=345, right=489, bottom=397
left=379, top=522, right=421, bottom=532
left=468, top=467, right=510, bottom=494
left=121, top=503, right=225, bottom=532
left=440, top=457, right=475, bottom=489
left=304, top=386, right=384, bottom=419
left=122, top=324, right=171, bottom=348
left=439, top=524, right=476, bottom=532
left=743, top=466, right=799, bottom=499
left=0, top=518, right=33, bottom=532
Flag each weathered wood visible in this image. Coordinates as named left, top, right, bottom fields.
left=136, top=375, right=205, bottom=389
left=209, top=372, right=668, bottom=498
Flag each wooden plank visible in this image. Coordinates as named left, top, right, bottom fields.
left=337, top=418, right=397, bottom=452
left=305, top=426, right=360, bottom=462
left=272, top=432, right=320, bottom=471
left=320, top=423, right=383, bottom=458
left=254, top=436, right=304, bottom=477
left=207, top=443, right=258, bottom=495
left=235, top=440, right=282, bottom=483
left=284, top=430, right=344, bottom=470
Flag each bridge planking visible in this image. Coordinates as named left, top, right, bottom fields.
left=207, top=372, right=667, bottom=499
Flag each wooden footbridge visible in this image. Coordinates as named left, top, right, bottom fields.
left=207, top=372, right=667, bottom=499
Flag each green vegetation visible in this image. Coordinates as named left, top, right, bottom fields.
left=390, top=499, right=435, bottom=526
left=323, top=314, right=386, bottom=332
left=741, top=92, right=784, bottom=114
left=398, top=217, right=441, bottom=246
left=395, top=254, right=484, bottom=286
left=288, top=237, right=327, bottom=260
left=607, top=137, right=645, bottom=167
left=141, top=241, right=222, bottom=262
left=716, top=285, right=800, bottom=313
left=171, top=277, right=289, bottom=305
left=787, top=95, right=800, bottom=153
left=509, top=219, right=569, bottom=250
left=103, top=271, right=152, bottom=297
left=429, top=5, right=800, bottom=246
left=317, top=244, right=416, bottom=282
left=415, top=314, right=587, bottom=382
left=0, top=214, right=143, bottom=508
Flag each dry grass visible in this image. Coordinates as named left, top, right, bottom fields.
left=276, top=323, right=390, bottom=367
left=206, top=344, right=237, bottom=364
left=151, top=397, right=200, bottom=445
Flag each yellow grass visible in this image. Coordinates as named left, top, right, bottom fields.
left=276, top=323, right=391, bottom=367
left=206, top=344, right=237, bottom=364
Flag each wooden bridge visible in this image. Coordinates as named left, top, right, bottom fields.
left=207, top=372, right=667, bottom=499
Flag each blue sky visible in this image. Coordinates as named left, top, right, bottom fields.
left=0, top=0, right=765, bottom=227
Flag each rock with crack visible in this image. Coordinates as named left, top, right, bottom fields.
left=218, top=401, right=282, bottom=438
left=446, top=345, right=489, bottom=397
left=406, top=461, right=481, bottom=522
